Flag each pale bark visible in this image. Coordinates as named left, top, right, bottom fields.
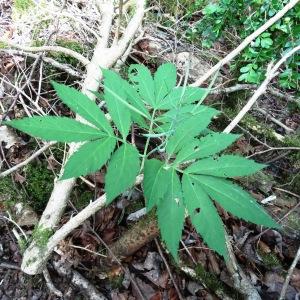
left=21, top=0, right=146, bottom=275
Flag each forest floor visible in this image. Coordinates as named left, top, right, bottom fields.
left=0, top=0, right=300, bottom=299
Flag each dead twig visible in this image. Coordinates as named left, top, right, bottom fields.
left=43, top=268, right=63, bottom=297
left=279, top=245, right=300, bottom=300
left=0, top=142, right=56, bottom=178
left=155, top=238, right=184, bottom=300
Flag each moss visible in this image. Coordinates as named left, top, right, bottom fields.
left=0, top=177, right=23, bottom=210
left=74, top=190, right=93, bottom=210
left=24, top=163, right=54, bottom=212
left=286, top=211, right=300, bottom=231
left=13, top=0, right=34, bottom=12
left=18, top=237, right=28, bottom=254
left=158, top=0, right=202, bottom=15
left=32, top=225, right=53, bottom=248
left=33, top=38, right=86, bottom=67
left=109, top=273, right=124, bottom=289
left=0, top=42, right=8, bottom=49
left=257, top=250, right=282, bottom=269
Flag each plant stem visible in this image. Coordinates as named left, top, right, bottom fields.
left=140, top=109, right=156, bottom=171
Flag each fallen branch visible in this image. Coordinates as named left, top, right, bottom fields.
left=224, top=45, right=300, bottom=133
left=191, top=0, right=300, bottom=86
left=21, top=0, right=146, bottom=275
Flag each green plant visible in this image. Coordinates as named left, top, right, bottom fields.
left=13, top=0, right=35, bottom=12
left=186, top=0, right=300, bottom=89
left=4, top=63, right=279, bottom=260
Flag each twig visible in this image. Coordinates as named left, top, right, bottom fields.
left=43, top=268, right=63, bottom=297
left=279, top=245, right=300, bottom=300
left=274, top=187, right=300, bottom=199
left=69, top=244, right=107, bottom=258
left=0, top=41, right=90, bottom=66
left=53, top=260, right=107, bottom=300
left=210, top=84, right=299, bottom=104
left=0, top=49, right=83, bottom=78
left=0, top=142, right=56, bottom=178
left=254, top=107, right=294, bottom=133
left=155, top=238, right=184, bottom=300
left=224, top=45, right=300, bottom=133
left=191, top=0, right=300, bottom=86
left=247, top=147, right=300, bottom=158
left=0, top=262, right=20, bottom=270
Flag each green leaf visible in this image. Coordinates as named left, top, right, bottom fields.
left=143, top=159, right=171, bottom=210
left=174, top=133, right=241, bottom=164
left=166, top=108, right=218, bottom=156
left=186, top=155, right=266, bottom=177
left=158, top=87, right=208, bottom=110
left=51, top=82, right=113, bottom=134
left=154, top=63, right=177, bottom=106
left=128, top=64, right=155, bottom=107
left=103, top=69, right=131, bottom=139
left=157, top=169, right=185, bottom=260
left=123, top=81, right=151, bottom=119
left=61, top=137, right=116, bottom=179
left=4, top=117, right=105, bottom=142
left=105, top=143, right=140, bottom=203
left=193, top=175, right=279, bottom=228
left=182, top=174, right=227, bottom=258
left=156, top=104, right=219, bottom=126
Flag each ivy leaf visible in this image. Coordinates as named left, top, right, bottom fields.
left=4, top=117, right=105, bottom=142
left=51, top=81, right=113, bottom=134
left=166, top=108, right=218, bottom=156
left=105, top=143, right=140, bottom=203
left=128, top=64, right=155, bottom=107
left=158, top=87, right=208, bottom=110
left=186, top=155, right=266, bottom=177
left=157, top=169, right=185, bottom=260
left=61, top=137, right=116, bottom=179
left=182, top=174, right=227, bottom=258
left=193, top=175, right=279, bottom=228
left=174, top=133, right=241, bottom=164
left=143, top=159, right=171, bottom=210
left=154, top=63, right=177, bottom=106
left=103, top=69, right=131, bottom=139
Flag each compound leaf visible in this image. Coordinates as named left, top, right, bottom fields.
left=174, top=133, right=241, bottom=164
left=51, top=81, right=113, bottom=134
left=186, top=155, right=266, bottom=177
left=61, top=137, right=116, bottom=179
left=5, top=117, right=105, bottom=142
left=154, top=63, right=177, bottom=106
left=143, top=159, right=171, bottom=210
left=128, top=64, right=155, bottom=107
left=105, top=143, right=140, bottom=203
left=166, top=108, right=218, bottom=156
left=194, top=175, right=279, bottom=228
left=158, top=87, right=207, bottom=110
left=182, top=174, right=227, bottom=258
left=103, top=69, right=131, bottom=139
left=157, top=169, right=185, bottom=260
